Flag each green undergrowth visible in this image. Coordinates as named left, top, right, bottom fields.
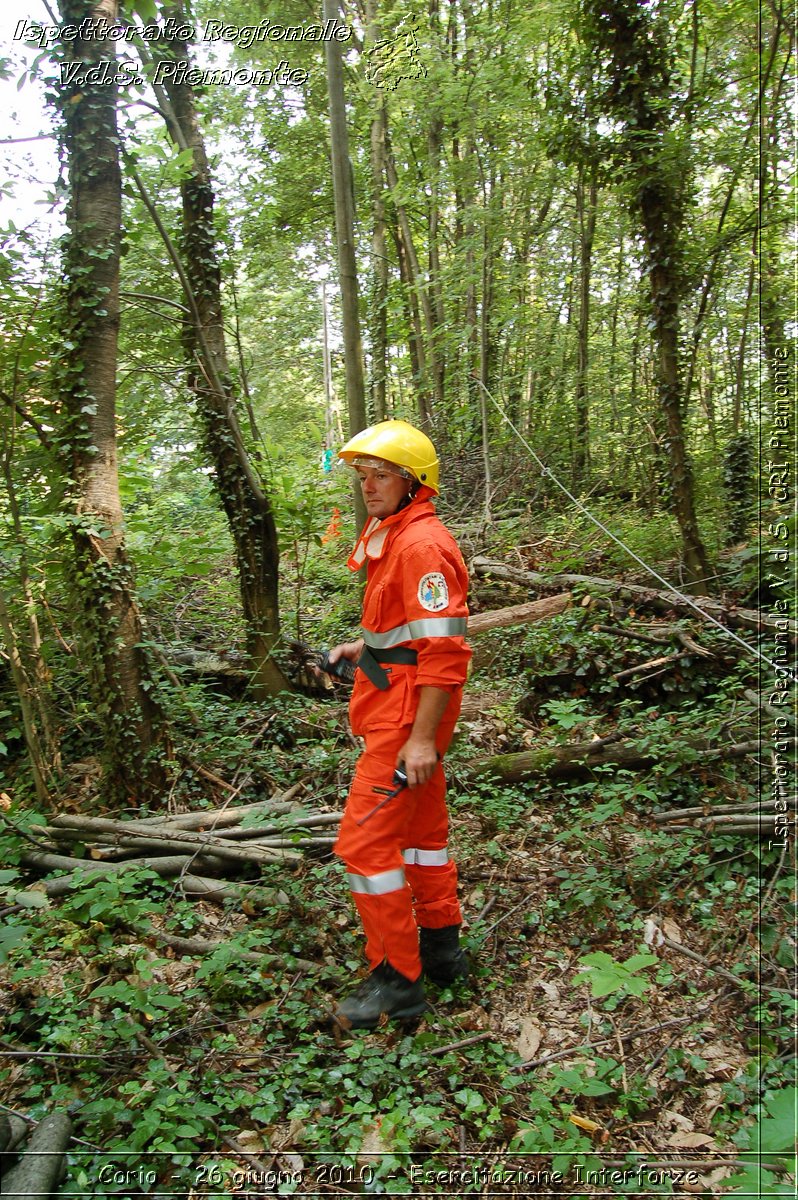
left=1, top=527, right=795, bottom=1196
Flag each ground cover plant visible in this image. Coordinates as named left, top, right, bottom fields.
left=0, top=510, right=794, bottom=1198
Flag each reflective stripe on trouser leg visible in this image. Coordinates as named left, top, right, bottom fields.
left=403, top=847, right=449, bottom=866
left=347, top=868, right=407, bottom=894
left=403, top=846, right=461, bottom=930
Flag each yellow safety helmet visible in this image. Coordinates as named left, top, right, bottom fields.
left=338, top=419, right=440, bottom=495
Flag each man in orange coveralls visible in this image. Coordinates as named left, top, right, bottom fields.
left=325, top=419, right=471, bottom=1030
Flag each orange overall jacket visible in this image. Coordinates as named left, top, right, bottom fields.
left=346, top=498, right=471, bottom=733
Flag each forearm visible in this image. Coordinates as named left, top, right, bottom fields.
left=400, top=686, right=452, bottom=788
left=411, top=686, right=452, bottom=741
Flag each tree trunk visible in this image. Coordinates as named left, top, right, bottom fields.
left=645, top=224, right=711, bottom=590
left=457, top=136, right=481, bottom=424
left=427, top=108, right=447, bottom=402
left=758, top=16, right=791, bottom=368
left=732, top=227, right=757, bottom=435
left=324, top=0, right=368, bottom=531
left=153, top=12, right=289, bottom=696
left=0, top=442, right=61, bottom=798
left=0, top=589, right=52, bottom=804
left=467, top=594, right=571, bottom=635
left=382, top=127, right=441, bottom=423
left=368, top=90, right=389, bottom=421
left=584, top=0, right=712, bottom=591
left=54, top=0, right=166, bottom=799
left=389, top=208, right=427, bottom=409
left=574, top=160, right=598, bottom=485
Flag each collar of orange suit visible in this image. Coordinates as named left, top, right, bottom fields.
left=347, top=491, right=436, bottom=572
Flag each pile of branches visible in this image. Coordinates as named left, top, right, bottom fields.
left=652, top=798, right=796, bottom=838
left=19, top=784, right=342, bottom=904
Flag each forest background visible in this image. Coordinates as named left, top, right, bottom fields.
left=0, top=0, right=795, bottom=1196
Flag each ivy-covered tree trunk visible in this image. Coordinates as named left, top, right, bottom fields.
left=0, top=444, right=61, bottom=802
left=155, top=13, right=290, bottom=696
left=54, top=0, right=166, bottom=799
left=583, top=0, right=712, bottom=591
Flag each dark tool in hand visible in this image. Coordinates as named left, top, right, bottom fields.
left=356, top=764, right=409, bottom=827
left=318, top=650, right=357, bottom=685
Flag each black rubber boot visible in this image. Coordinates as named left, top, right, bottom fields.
left=419, top=925, right=469, bottom=987
left=333, top=962, right=427, bottom=1030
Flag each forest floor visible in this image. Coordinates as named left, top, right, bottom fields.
left=0, top=541, right=794, bottom=1198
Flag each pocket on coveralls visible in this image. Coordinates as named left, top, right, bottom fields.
left=349, top=668, right=414, bottom=734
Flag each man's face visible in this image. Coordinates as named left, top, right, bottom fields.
left=356, top=465, right=411, bottom=520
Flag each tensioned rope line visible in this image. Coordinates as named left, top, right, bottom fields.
left=476, top=379, right=795, bottom=682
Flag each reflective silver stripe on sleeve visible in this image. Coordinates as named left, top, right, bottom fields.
left=363, top=616, right=468, bottom=648
left=403, top=847, right=449, bottom=866
left=347, top=868, right=406, bottom=896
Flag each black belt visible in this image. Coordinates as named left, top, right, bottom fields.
left=358, top=644, right=418, bottom=691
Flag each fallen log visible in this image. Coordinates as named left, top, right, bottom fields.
left=45, top=816, right=299, bottom=865
left=465, top=737, right=760, bottom=785
left=744, top=688, right=797, bottom=726
left=217, top=812, right=342, bottom=839
left=43, top=827, right=290, bottom=867
left=653, top=799, right=795, bottom=823
left=593, top=623, right=672, bottom=646
left=467, top=593, right=571, bottom=634
left=46, top=802, right=342, bottom=845
left=243, top=836, right=336, bottom=851
left=20, top=852, right=288, bottom=906
left=0, top=1112, right=28, bottom=1154
left=668, top=814, right=791, bottom=827
left=0, top=1110, right=72, bottom=1199
left=669, top=825, right=788, bottom=837
left=472, top=556, right=794, bottom=638
left=613, top=650, right=692, bottom=681
left=127, top=782, right=305, bottom=830
left=145, top=928, right=316, bottom=971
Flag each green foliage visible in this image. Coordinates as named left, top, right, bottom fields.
left=540, top=697, right=593, bottom=732
left=56, top=868, right=161, bottom=928
left=0, top=920, right=33, bottom=963
left=450, top=778, right=528, bottom=834
left=724, top=1087, right=798, bottom=1195
left=576, top=951, right=659, bottom=1001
